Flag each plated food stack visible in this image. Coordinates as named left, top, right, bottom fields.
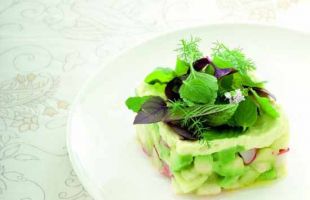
left=125, top=38, right=289, bottom=195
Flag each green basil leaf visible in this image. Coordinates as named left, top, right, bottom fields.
left=232, top=73, right=264, bottom=89
left=125, top=96, right=151, bottom=112
left=179, top=72, right=218, bottom=104
left=204, top=103, right=238, bottom=126
left=175, top=58, right=189, bottom=76
left=251, top=90, right=279, bottom=118
left=213, top=56, right=232, bottom=68
left=233, top=97, right=258, bottom=129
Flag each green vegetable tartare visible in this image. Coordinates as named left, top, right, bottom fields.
left=125, top=37, right=289, bottom=195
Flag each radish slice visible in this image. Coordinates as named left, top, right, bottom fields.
left=142, top=147, right=151, bottom=157
left=239, top=149, right=257, bottom=165
left=278, top=148, right=290, bottom=155
left=161, top=163, right=172, bottom=178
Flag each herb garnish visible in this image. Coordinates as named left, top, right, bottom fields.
left=126, top=37, right=280, bottom=141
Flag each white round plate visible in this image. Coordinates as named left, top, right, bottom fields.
left=67, top=24, right=310, bottom=200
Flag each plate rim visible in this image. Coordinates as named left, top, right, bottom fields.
left=66, top=23, right=309, bottom=200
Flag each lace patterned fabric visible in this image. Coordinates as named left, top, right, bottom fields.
left=0, top=0, right=308, bottom=199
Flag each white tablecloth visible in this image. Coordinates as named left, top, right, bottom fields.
left=0, top=0, right=309, bottom=199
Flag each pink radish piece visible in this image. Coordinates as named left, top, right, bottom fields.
left=161, top=163, right=172, bottom=178
left=278, top=148, right=290, bottom=155
left=153, top=146, right=172, bottom=178
left=239, top=149, right=257, bottom=165
left=142, top=147, right=151, bottom=157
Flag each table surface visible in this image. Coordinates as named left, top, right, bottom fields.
left=0, top=0, right=309, bottom=199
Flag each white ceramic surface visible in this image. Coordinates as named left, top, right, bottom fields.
left=67, top=25, right=310, bottom=200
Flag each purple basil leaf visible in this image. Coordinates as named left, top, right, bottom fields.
left=193, top=57, right=211, bottom=71
left=166, top=122, right=197, bottom=140
left=165, top=77, right=183, bottom=101
left=134, top=97, right=168, bottom=124
left=214, top=67, right=237, bottom=79
left=253, top=87, right=276, bottom=101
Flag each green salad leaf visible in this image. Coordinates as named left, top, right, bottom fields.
left=179, top=72, right=218, bottom=104
left=125, top=96, right=151, bottom=112
left=251, top=89, right=279, bottom=118
left=204, top=104, right=238, bottom=126
left=144, top=67, right=176, bottom=84
left=175, top=57, right=189, bottom=76
left=232, top=73, right=265, bottom=89
left=233, top=97, right=258, bottom=129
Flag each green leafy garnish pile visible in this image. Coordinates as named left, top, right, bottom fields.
left=126, top=37, right=279, bottom=141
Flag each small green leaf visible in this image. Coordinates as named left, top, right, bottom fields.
left=218, top=74, right=234, bottom=94
left=213, top=56, right=232, bottom=68
left=204, top=103, right=238, bottom=126
left=232, top=73, right=264, bottom=89
left=233, top=97, right=258, bottom=129
left=241, top=74, right=265, bottom=88
left=125, top=96, right=151, bottom=112
left=204, top=64, right=215, bottom=75
left=251, top=90, right=279, bottom=118
left=144, top=67, right=175, bottom=84
left=175, top=58, right=189, bottom=76
left=179, top=72, right=218, bottom=104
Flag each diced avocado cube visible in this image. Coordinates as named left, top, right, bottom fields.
left=196, top=183, right=221, bottom=195
left=136, top=125, right=154, bottom=155
left=157, top=141, right=170, bottom=161
left=170, top=150, right=193, bottom=172
left=239, top=166, right=260, bottom=186
left=219, top=176, right=240, bottom=189
left=251, top=162, right=272, bottom=173
left=214, top=156, right=245, bottom=177
left=254, top=148, right=276, bottom=163
left=258, top=168, right=278, bottom=181
left=213, top=146, right=244, bottom=164
left=173, top=172, right=208, bottom=193
left=194, top=155, right=213, bottom=175
left=251, top=148, right=275, bottom=173
left=180, top=167, right=200, bottom=181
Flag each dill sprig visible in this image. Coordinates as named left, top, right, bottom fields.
left=167, top=101, right=238, bottom=140
left=211, top=42, right=255, bottom=73
left=181, top=117, right=209, bottom=138
left=176, top=36, right=203, bottom=67
left=167, top=101, right=237, bottom=121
